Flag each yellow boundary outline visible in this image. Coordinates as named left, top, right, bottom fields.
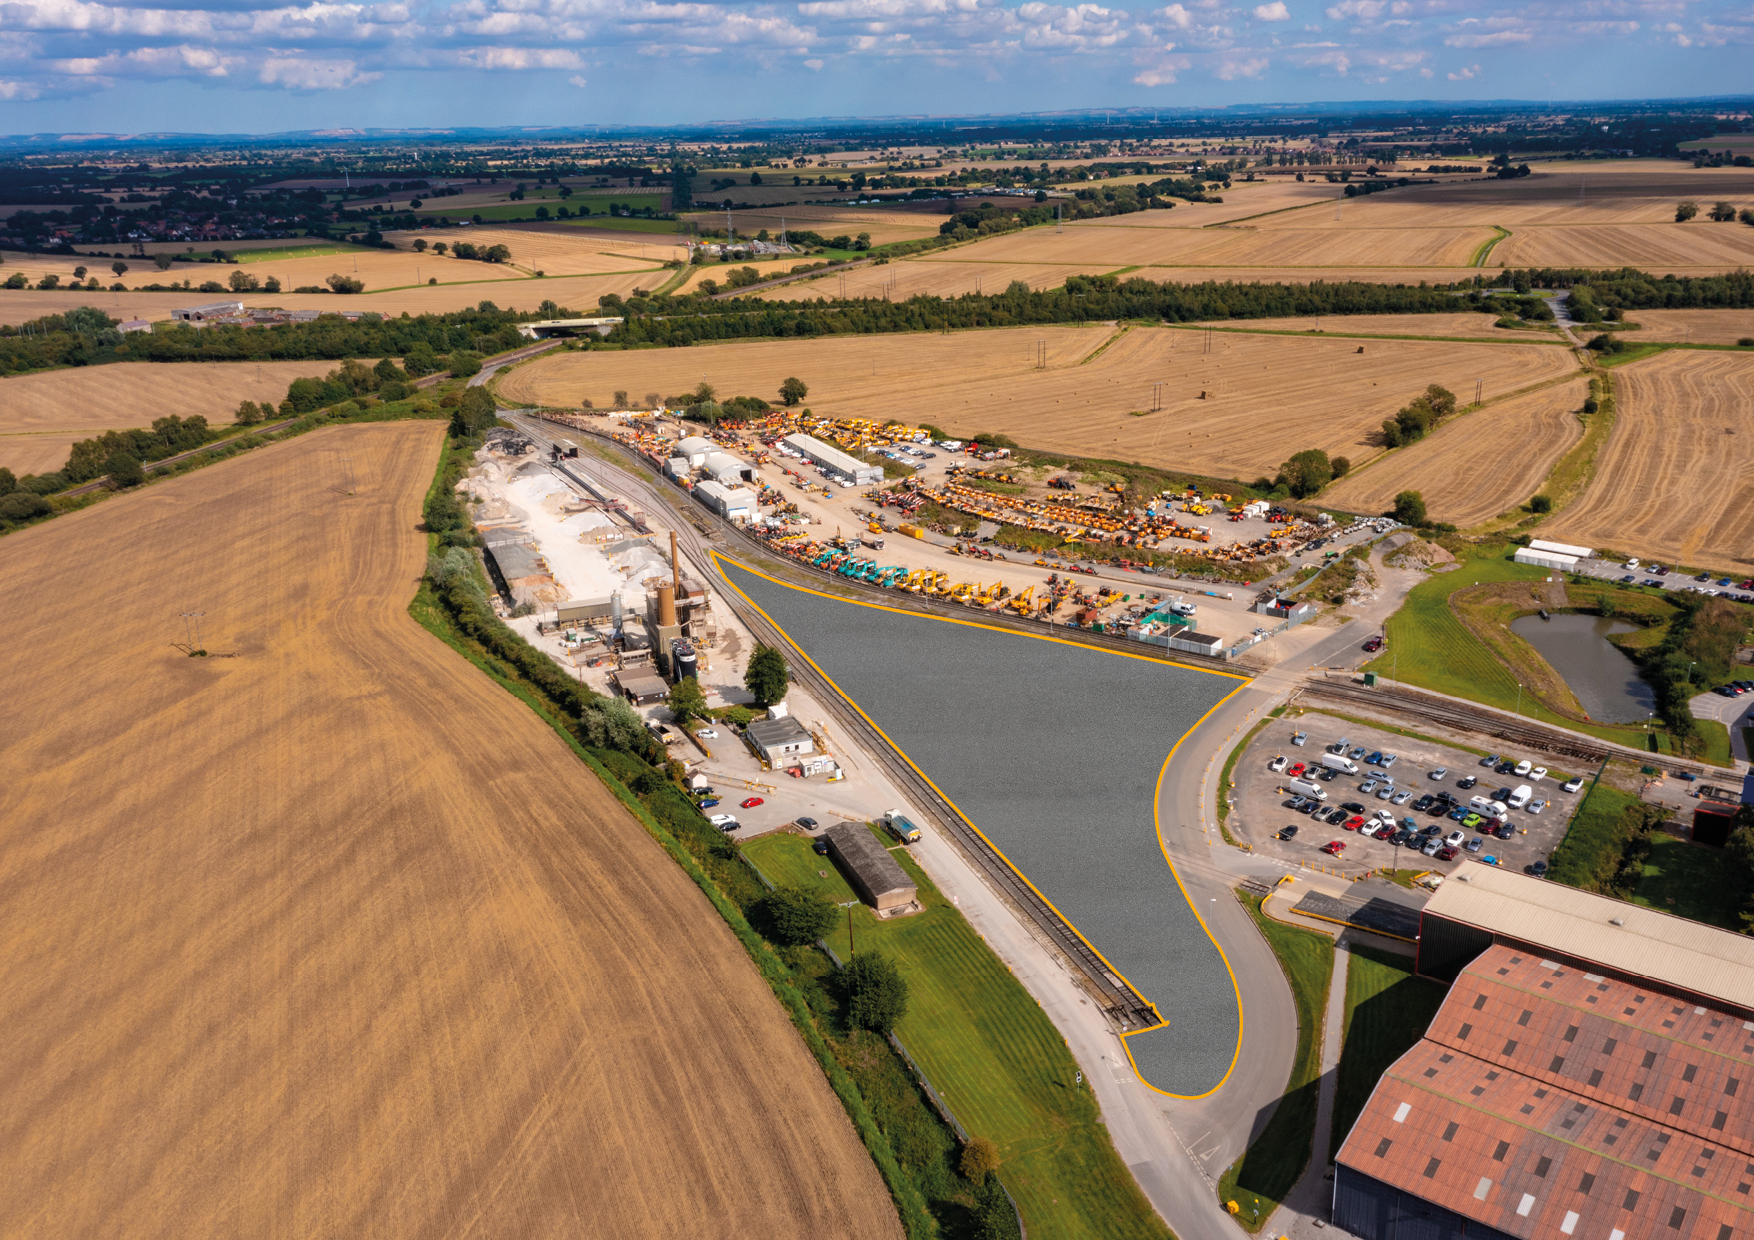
left=712, top=550, right=1252, bottom=1100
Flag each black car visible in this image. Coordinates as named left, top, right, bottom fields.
left=1299, top=800, right=1321, bottom=814
left=1496, top=762, right=1517, bottom=775
left=1278, top=824, right=1300, bottom=840
left=1341, top=802, right=1367, bottom=815
left=1495, top=823, right=1515, bottom=840
left=1392, top=828, right=1418, bottom=846
left=1456, top=775, right=1478, bottom=790
left=1493, top=787, right=1514, bottom=802
left=1530, top=859, right=1549, bottom=877
left=1326, top=807, right=1349, bottom=826
left=1413, top=795, right=1436, bottom=812
left=1420, top=823, right=1444, bottom=837
left=812, top=836, right=831, bottom=855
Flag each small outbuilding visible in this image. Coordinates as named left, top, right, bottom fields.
left=747, top=707, right=815, bottom=765
left=1165, top=630, right=1226, bottom=657
left=824, top=821, right=917, bottom=912
left=614, top=669, right=670, bottom=704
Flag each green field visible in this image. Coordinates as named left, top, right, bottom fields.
left=234, top=241, right=378, bottom=264
left=742, top=830, right=1170, bottom=1240
left=1330, top=944, right=1446, bottom=1153
left=434, top=196, right=669, bottom=224
left=1546, top=778, right=1639, bottom=889
left=1218, top=891, right=1333, bottom=1233
left=1630, top=833, right=1745, bottom=930
left=1363, top=555, right=1672, bottom=751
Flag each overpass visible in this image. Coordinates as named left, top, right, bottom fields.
left=515, top=317, right=624, bottom=339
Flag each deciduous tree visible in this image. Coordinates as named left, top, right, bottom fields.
left=759, top=886, right=837, bottom=946
left=843, top=950, right=909, bottom=1034
left=666, top=674, right=707, bottom=723
left=1393, top=490, right=1427, bottom=525
left=745, top=643, right=789, bottom=706
left=779, top=376, right=808, bottom=406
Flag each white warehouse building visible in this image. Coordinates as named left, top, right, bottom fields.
left=675, top=436, right=716, bottom=467
left=702, top=451, right=754, bottom=485
left=780, top=433, right=884, bottom=486
left=1513, top=537, right=1595, bottom=572
left=694, top=480, right=757, bottom=521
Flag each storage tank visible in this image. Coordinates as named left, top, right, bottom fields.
left=670, top=638, right=698, bottom=682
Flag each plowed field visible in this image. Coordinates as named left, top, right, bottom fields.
left=499, top=324, right=1575, bottom=481
left=1543, top=351, right=1754, bottom=573
left=1322, top=379, right=1590, bottom=525
left=0, top=422, right=900, bottom=1239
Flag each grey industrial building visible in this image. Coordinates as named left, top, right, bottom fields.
left=747, top=709, right=814, bottom=765
left=1334, top=867, right=1754, bottom=1240
left=780, top=433, right=884, bottom=486
left=824, top=822, right=917, bottom=912
left=694, top=480, right=757, bottom=521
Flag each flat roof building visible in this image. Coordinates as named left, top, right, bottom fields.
left=824, top=822, right=917, bottom=912
left=1335, top=869, right=1754, bottom=1240
left=747, top=713, right=815, bottom=765
left=780, top=433, right=884, bottom=486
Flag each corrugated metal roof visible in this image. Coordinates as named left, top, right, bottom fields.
left=782, top=433, right=869, bottom=476
left=1425, top=868, right=1754, bottom=1013
left=1337, top=945, right=1754, bottom=1240
left=824, top=822, right=915, bottom=902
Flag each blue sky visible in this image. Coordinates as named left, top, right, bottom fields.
left=2, top=0, right=1751, bottom=132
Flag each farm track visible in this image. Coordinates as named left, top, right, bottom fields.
left=511, top=413, right=1172, bottom=1030
left=1298, top=678, right=1718, bottom=777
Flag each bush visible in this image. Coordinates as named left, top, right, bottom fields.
left=326, top=273, right=364, bottom=294
left=448, top=351, right=483, bottom=378
left=1529, top=494, right=1553, bottom=513
left=105, top=450, right=146, bottom=488
left=960, top=1135, right=1001, bottom=1185
left=758, top=886, right=838, bottom=946
left=1676, top=201, right=1700, bottom=222
left=1583, top=397, right=1599, bottom=414
left=842, top=950, right=909, bottom=1034
left=1393, top=490, right=1427, bottom=526
left=1740, top=337, right=1754, bottom=348
left=0, top=490, right=51, bottom=522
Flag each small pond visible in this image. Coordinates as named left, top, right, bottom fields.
left=1509, top=612, right=1657, bottom=723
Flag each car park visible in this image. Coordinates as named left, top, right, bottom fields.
left=1429, top=767, right=1448, bottom=781
left=1269, top=755, right=1288, bottom=772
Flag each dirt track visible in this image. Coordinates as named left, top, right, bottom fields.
left=0, top=422, right=900, bottom=1239
left=1544, top=350, right=1754, bottom=573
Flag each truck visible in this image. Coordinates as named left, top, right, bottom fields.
left=861, top=535, right=886, bottom=550
left=1318, top=752, right=1359, bottom=776
left=883, top=809, right=922, bottom=844
left=1287, top=778, right=1329, bottom=801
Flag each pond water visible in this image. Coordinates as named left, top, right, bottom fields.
left=1509, top=612, right=1657, bottom=723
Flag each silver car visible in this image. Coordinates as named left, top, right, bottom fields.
left=1391, top=790, right=1413, bottom=805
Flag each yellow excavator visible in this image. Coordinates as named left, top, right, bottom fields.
left=949, top=582, right=974, bottom=604
left=1005, top=585, right=1035, bottom=616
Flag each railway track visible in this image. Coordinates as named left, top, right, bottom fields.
left=509, top=413, right=1162, bottom=1030
left=1300, top=678, right=1718, bottom=778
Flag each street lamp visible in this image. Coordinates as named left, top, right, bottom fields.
left=1515, top=681, right=1522, bottom=717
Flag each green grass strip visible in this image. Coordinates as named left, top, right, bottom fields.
left=1218, top=891, right=1333, bottom=1233
left=1629, top=834, right=1745, bottom=930
left=1330, top=944, right=1446, bottom=1152
left=1470, top=226, right=1511, bottom=268
left=1218, top=709, right=1283, bottom=835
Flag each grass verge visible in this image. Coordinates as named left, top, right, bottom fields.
left=1330, top=944, right=1446, bottom=1152
left=745, top=830, right=1171, bottom=1240
left=1470, top=226, right=1511, bottom=268
left=1630, top=833, right=1745, bottom=930
left=1217, top=891, right=1333, bottom=1233
left=1546, top=777, right=1640, bottom=890
left=1219, top=709, right=1284, bottom=836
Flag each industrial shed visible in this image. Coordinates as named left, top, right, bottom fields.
left=675, top=436, right=716, bottom=467
left=1165, top=630, right=1226, bottom=657
left=824, top=822, right=917, bottom=912
left=703, top=451, right=754, bottom=485
left=556, top=596, right=614, bottom=624
left=747, top=711, right=815, bottom=765
left=781, top=433, right=884, bottom=486
left=1334, top=869, right=1754, bottom=1240
left=695, top=480, right=757, bottom=521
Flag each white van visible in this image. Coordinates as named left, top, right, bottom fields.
left=1288, top=778, right=1329, bottom=801
left=1508, top=784, right=1533, bottom=810
left=1319, top=752, right=1360, bottom=775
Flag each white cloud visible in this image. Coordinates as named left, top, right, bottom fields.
left=1252, top=1, right=1289, bottom=19
left=1447, top=61, right=1479, bottom=77
left=1324, top=0, right=1382, bottom=20
left=257, top=55, right=376, bottom=88
left=804, top=55, right=824, bottom=66
left=1217, top=53, right=1268, bottom=75
left=1157, top=3, right=1193, bottom=26
left=567, top=72, right=588, bottom=86
left=1443, top=28, right=1530, bottom=45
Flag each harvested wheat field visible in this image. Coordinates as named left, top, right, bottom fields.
left=0, top=422, right=900, bottom=1239
left=1323, top=378, right=1590, bottom=525
left=1543, top=350, right=1754, bottom=573
left=686, top=204, right=947, bottom=246
left=0, top=289, right=204, bottom=326
left=939, top=220, right=1495, bottom=269
left=1189, top=311, right=1517, bottom=339
left=0, top=360, right=351, bottom=474
left=1621, top=309, right=1754, bottom=344
left=502, top=324, right=1575, bottom=480
left=755, top=259, right=1117, bottom=301
left=1492, top=222, right=1754, bottom=273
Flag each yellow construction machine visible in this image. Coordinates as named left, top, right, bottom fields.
left=1005, top=585, right=1035, bottom=616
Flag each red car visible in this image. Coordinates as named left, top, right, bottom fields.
left=740, top=797, right=764, bottom=809
left=1363, top=637, right=1385, bottom=653
left=1344, top=815, right=1364, bottom=831
left=1436, top=846, right=1459, bottom=861
left=1320, top=840, right=1346, bottom=855
left=1288, top=762, right=1306, bottom=777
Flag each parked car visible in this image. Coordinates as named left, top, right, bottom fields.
left=1352, top=817, right=1373, bottom=835
left=1449, top=806, right=1470, bottom=822
left=1413, top=795, right=1436, bottom=812
left=1278, top=825, right=1300, bottom=840
left=1320, top=839, right=1346, bottom=855
left=1481, top=753, right=1500, bottom=767
left=1291, top=732, right=1308, bottom=746
left=1527, top=799, right=1547, bottom=815
left=1269, top=755, right=1289, bottom=772
left=1436, top=846, right=1458, bottom=861
left=1365, top=751, right=1385, bottom=766
left=697, top=728, right=720, bottom=739
left=1376, top=786, right=1395, bottom=800
left=1326, top=807, right=1350, bottom=826
left=1328, top=738, right=1351, bottom=754
left=797, top=816, right=818, bottom=830
left=1381, top=753, right=1399, bottom=768
left=1341, top=801, right=1367, bottom=815
left=1464, top=837, right=1484, bottom=853
left=813, top=836, right=831, bottom=855
left=1530, top=766, right=1547, bottom=781
left=699, top=798, right=721, bottom=809
left=711, top=816, right=741, bottom=833
left=1514, top=759, right=1532, bottom=776
left=1349, top=747, right=1367, bottom=760
left=1391, top=790, right=1413, bottom=805
left=1445, top=830, right=1466, bottom=847
left=1562, top=776, right=1585, bottom=793
left=1423, top=837, right=1444, bottom=856
left=1494, top=822, right=1516, bottom=840
left=1428, top=767, right=1449, bottom=781
left=1360, top=780, right=1378, bottom=795
left=1299, top=801, right=1321, bottom=815
left=1288, top=763, right=1306, bottom=777
left=1363, top=637, right=1384, bottom=653
left=741, top=796, right=765, bottom=808
left=1530, top=859, right=1549, bottom=877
